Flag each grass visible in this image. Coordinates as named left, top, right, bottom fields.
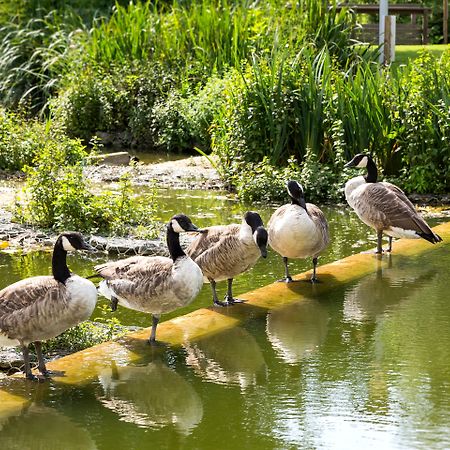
left=394, top=44, right=450, bottom=64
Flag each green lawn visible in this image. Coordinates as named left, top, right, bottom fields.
left=394, top=44, right=450, bottom=64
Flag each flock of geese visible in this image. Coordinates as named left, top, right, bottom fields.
left=0, top=154, right=442, bottom=380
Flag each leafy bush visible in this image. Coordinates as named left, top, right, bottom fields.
left=15, top=141, right=159, bottom=237
left=394, top=51, right=450, bottom=193
left=43, top=313, right=127, bottom=353
left=0, top=109, right=85, bottom=171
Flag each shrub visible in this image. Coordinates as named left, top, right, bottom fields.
left=15, top=142, right=159, bottom=237
left=42, top=314, right=127, bottom=353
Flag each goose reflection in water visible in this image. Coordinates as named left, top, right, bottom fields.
left=184, top=327, right=266, bottom=390
left=266, top=299, right=329, bottom=364
left=343, top=258, right=434, bottom=323
left=97, top=361, right=203, bottom=435
left=0, top=404, right=97, bottom=450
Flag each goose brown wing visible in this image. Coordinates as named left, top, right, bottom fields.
left=363, top=183, right=435, bottom=235
left=190, top=232, right=244, bottom=278
left=95, top=256, right=174, bottom=300
left=95, top=256, right=154, bottom=279
left=0, top=276, right=65, bottom=318
left=306, top=203, right=330, bottom=245
left=187, top=225, right=239, bottom=260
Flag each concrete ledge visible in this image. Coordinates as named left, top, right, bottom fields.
left=0, top=221, right=448, bottom=414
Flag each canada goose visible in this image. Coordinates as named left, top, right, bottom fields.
left=95, top=214, right=204, bottom=344
left=186, top=211, right=268, bottom=306
left=0, top=232, right=97, bottom=380
left=267, top=181, right=329, bottom=282
left=344, top=153, right=442, bottom=253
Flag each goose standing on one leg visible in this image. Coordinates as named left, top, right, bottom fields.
left=0, top=232, right=97, bottom=380
left=95, top=214, right=204, bottom=344
left=268, top=181, right=329, bottom=283
left=344, top=153, right=442, bottom=254
left=187, top=211, right=268, bottom=307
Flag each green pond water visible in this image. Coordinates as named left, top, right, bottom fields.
left=0, top=189, right=449, bottom=449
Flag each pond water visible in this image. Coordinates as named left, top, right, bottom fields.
left=0, top=189, right=449, bottom=449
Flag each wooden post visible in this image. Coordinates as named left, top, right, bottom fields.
left=379, top=0, right=389, bottom=64
left=444, top=0, right=448, bottom=45
left=384, top=15, right=396, bottom=65
left=423, top=8, right=429, bottom=44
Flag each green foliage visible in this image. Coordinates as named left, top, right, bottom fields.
left=393, top=51, right=450, bottom=193
left=0, top=9, right=85, bottom=113
left=230, top=147, right=351, bottom=204
left=0, top=0, right=448, bottom=200
left=213, top=47, right=450, bottom=199
left=15, top=141, right=159, bottom=236
left=0, top=109, right=48, bottom=170
left=42, top=312, right=127, bottom=353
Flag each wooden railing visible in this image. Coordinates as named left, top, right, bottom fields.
left=336, top=4, right=431, bottom=45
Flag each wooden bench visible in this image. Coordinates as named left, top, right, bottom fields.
left=336, top=4, right=431, bottom=45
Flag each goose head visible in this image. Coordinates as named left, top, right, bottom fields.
left=344, top=154, right=378, bottom=183
left=169, top=214, right=204, bottom=234
left=344, top=153, right=370, bottom=169
left=243, top=211, right=268, bottom=258
left=57, top=232, right=96, bottom=252
left=287, top=180, right=307, bottom=210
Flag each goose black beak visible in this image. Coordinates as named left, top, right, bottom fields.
left=81, top=242, right=97, bottom=252
left=344, top=160, right=356, bottom=168
left=260, top=246, right=268, bottom=258
left=187, top=225, right=206, bottom=233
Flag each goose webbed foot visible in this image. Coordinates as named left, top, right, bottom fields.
left=223, top=295, right=246, bottom=305
left=147, top=339, right=167, bottom=348
left=213, top=298, right=229, bottom=307
left=25, top=372, right=38, bottom=381
left=40, top=369, right=64, bottom=378
left=277, top=276, right=297, bottom=283
left=25, top=373, right=47, bottom=382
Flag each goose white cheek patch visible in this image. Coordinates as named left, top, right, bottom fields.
left=61, top=236, right=76, bottom=251
left=171, top=219, right=185, bottom=233
left=356, top=156, right=368, bottom=168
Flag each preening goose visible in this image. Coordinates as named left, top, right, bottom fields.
left=187, top=211, right=268, bottom=306
left=95, top=214, right=204, bottom=344
left=344, top=153, right=442, bottom=253
left=267, top=180, right=329, bottom=282
left=0, top=232, right=97, bottom=380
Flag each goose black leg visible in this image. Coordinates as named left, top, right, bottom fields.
left=277, top=257, right=293, bottom=282
left=210, top=279, right=227, bottom=307
left=149, top=314, right=161, bottom=344
left=34, top=341, right=49, bottom=377
left=311, top=257, right=319, bottom=283
left=387, top=236, right=393, bottom=253
left=21, top=344, right=36, bottom=380
left=376, top=231, right=383, bottom=254
left=224, top=278, right=245, bottom=304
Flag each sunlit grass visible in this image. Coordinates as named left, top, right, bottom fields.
left=394, top=44, right=450, bottom=64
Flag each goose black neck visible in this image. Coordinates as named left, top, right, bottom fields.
left=290, top=196, right=307, bottom=210
left=167, top=226, right=185, bottom=261
left=52, top=239, right=71, bottom=284
left=364, top=157, right=378, bottom=183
